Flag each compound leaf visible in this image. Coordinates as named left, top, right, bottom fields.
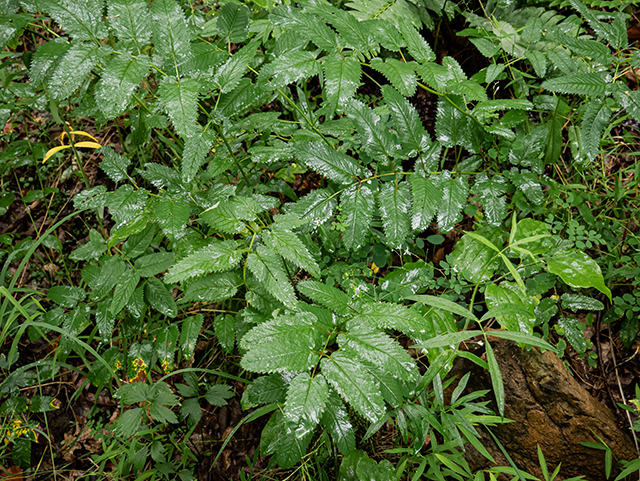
left=165, top=240, right=242, bottom=283
left=541, top=73, right=607, bottom=96
left=473, top=173, right=507, bottom=227
left=294, top=141, right=365, bottom=185
left=263, top=224, right=321, bottom=278
left=246, top=245, right=297, bottom=309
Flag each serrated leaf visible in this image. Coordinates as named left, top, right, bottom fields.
left=48, top=285, right=86, bottom=308
left=112, top=407, right=143, bottom=438
left=165, top=240, right=241, bottom=283
left=561, top=294, right=604, bottom=312
left=354, top=301, right=425, bottom=336
left=344, top=99, right=399, bottom=160
left=215, top=314, right=235, bottom=353
left=200, top=196, right=255, bottom=234
left=95, top=53, right=151, bottom=119
left=285, top=188, right=336, bottom=230
left=297, top=279, right=352, bottom=316
left=47, top=41, right=110, bottom=100
left=569, top=0, right=627, bottom=50
left=70, top=229, right=106, bottom=261
left=260, top=50, right=321, bottom=90
left=263, top=224, right=321, bottom=278
left=581, top=98, right=611, bottom=162
left=108, top=0, right=151, bottom=46
left=437, top=171, right=468, bottom=233
left=378, top=181, right=410, bottom=249
left=525, top=49, right=546, bottom=78
left=294, top=141, right=365, bottom=185
left=122, top=224, right=156, bottom=259
left=210, top=41, right=257, bottom=93
left=541, top=73, right=607, bottom=96
left=321, top=350, right=385, bottom=423
left=183, top=271, right=241, bottom=303
left=158, top=76, right=199, bottom=138
left=246, top=245, right=297, bottom=309
left=547, top=249, right=611, bottom=300
left=106, top=185, right=148, bottom=229
left=155, top=198, right=190, bottom=240
left=180, top=313, right=203, bottom=359
left=155, top=324, right=179, bottom=372
left=284, top=372, right=329, bottom=439
left=340, top=324, right=418, bottom=382
left=150, top=0, right=192, bottom=70
left=371, top=57, right=417, bottom=97
left=449, top=79, right=487, bottom=102
left=39, top=0, right=107, bottom=40
left=111, top=269, right=140, bottom=315
left=511, top=170, right=543, bottom=205
left=382, top=85, right=431, bottom=157
left=29, top=38, right=70, bottom=87
left=323, top=56, right=361, bottom=114
left=182, top=129, right=214, bottom=182
left=135, top=252, right=174, bottom=278
left=320, top=390, right=355, bottom=455
left=473, top=173, right=507, bottom=227
left=240, top=313, right=325, bottom=373
left=341, top=183, right=375, bottom=251
left=145, top=277, right=177, bottom=317
left=89, top=256, right=126, bottom=298
left=99, top=146, right=131, bottom=183
left=409, top=173, right=442, bottom=231
left=217, top=2, right=249, bottom=43
left=323, top=8, right=377, bottom=53
left=205, top=384, right=233, bottom=406
left=398, top=17, right=434, bottom=63
left=242, top=373, right=287, bottom=409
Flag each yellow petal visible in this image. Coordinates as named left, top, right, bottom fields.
left=59, top=130, right=100, bottom=143
left=74, top=141, right=102, bottom=149
left=43, top=145, right=71, bottom=163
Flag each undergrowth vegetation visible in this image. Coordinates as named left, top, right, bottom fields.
left=1, top=0, right=640, bottom=479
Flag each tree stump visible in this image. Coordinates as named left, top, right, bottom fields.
left=449, top=338, right=637, bottom=480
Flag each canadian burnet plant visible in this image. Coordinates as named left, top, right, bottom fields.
left=0, top=0, right=634, bottom=475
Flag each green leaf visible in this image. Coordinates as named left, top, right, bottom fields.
left=260, top=50, right=321, bottom=90
left=122, top=224, right=156, bottom=259
left=263, top=224, right=321, bottom=278
left=557, top=317, right=588, bottom=355
left=149, top=381, right=179, bottom=423
left=155, top=324, right=179, bottom=372
left=437, top=171, right=468, bottom=233
left=341, top=183, right=375, bottom=251
left=344, top=99, right=399, bottom=160
left=511, top=218, right=551, bottom=256
left=39, top=0, right=107, bottom=40
left=547, top=249, right=611, bottom=300
left=150, top=0, right=192, bottom=70
left=581, top=98, right=611, bottom=162
left=165, top=240, right=242, bottom=283
left=370, top=57, right=417, bottom=97
left=407, top=294, right=479, bottom=323
left=182, top=129, right=214, bottom=182
left=378, top=181, right=410, bottom=249
left=183, top=271, right=241, bottom=303
left=111, top=269, right=140, bottom=315
left=89, top=256, right=126, bottom=298
left=99, top=146, right=131, bottom=183
left=48, top=285, right=86, bottom=308
left=210, top=42, right=257, bottom=93
left=145, top=277, right=178, bottom=317
left=70, top=229, right=106, bottom=261
left=285, top=188, right=336, bottom=230
left=323, top=56, right=361, bottom=114
left=354, top=301, right=425, bottom=336
left=541, top=73, right=607, bottom=96
left=485, top=341, right=504, bottom=417
left=449, top=230, right=501, bottom=284
left=485, top=283, right=536, bottom=333
left=561, top=294, right=604, bottom=312
left=112, top=407, right=143, bottom=438
left=247, top=245, right=297, bottom=309
left=474, top=99, right=533, bottom=113
left=340, top=324, right=418, bottom=382
left=382, top=85, right=431, bottom=157
left=242, top=373, right=287, bottom=409
left=321, top=7, right=377, bottom=53
left=321, top=390, right=355, bottom=456
left=449, top=79, right=488, bottom=102
left=96, top=301, right=115, bottom=342
left=205, top=384, right=233, bottom=406
left=297, top=279, right=352, bottom=316
left=215, top=314, right=235, bottom=353
left=95, top=53, right=151, bottom=119
left=105, top=185, right=148, bottom=229
left=240, top=313, right=325, bottom=373
left=294, top=141, right=365, bottom=185
left=29, top=38, right=70, bottom=87
left=107, top=0, right=152, bottom=45
left=217, top=2, right=250, bottom=43
left=525, top=50, right=546, bottom=78
left=511, top=170, right=543, bottom=205
left=135, top=252, right=174, bottom=278
left=409, top=173, right=442, bottom=231
left=47, top=41, right=110, bottom=100
left=155, top=198, right=190, bottom=240
left=158, top=76, right=199, bottom=138
left=473, top=173, right=507, bottom=227
left=321, top=350, right=385, bottom=423
left=398, top=17, right=435, bottom=63
left=569, top=0, right=627, bottom=50
left=180, top=313, right=203, bottom=360
left=483, top=330, right=558, bottom=354
left=285, top=372, right=329, bottom=440
left=181, top=397, right=202, bottom=424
